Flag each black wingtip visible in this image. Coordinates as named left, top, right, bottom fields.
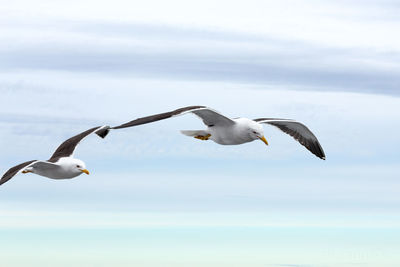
left=315, top=148, right=326, bottom=160
left=95, top=126, right=111, bottom=139
left=0, top=177, right=10, bottom=186
left=317, top=144, right=326, bottom=160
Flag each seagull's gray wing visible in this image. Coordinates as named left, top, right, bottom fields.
left=48, top=125, right=109, bottom=163
left=254, top=118, right=326, bottom=160
left=189, top=108, right=235, bottom=127
left=0, top=160, right=61, bottom=186
left=106, top=106, right=235, bottom=131
left=0, top=160, right=37, bottom=186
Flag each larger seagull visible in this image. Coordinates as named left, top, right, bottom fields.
left=0, top=126, right=109, bottom=186
left=96, top=106, right=325, bottom=160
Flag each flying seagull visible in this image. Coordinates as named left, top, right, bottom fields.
left=0, top=125, right=109, bottom=186
left=96, top=106, right=325, bottom=160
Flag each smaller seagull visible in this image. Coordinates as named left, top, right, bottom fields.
left=0, top=126, right=109, bottom=186
left=96, top=106, right=325, bottom=160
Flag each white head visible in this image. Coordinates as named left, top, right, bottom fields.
left=248, top=121, right=269, bottom=145
left=64, top=158, right=90, bottom=176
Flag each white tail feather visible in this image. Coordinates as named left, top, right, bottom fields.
left=180, top=130, right=208, bottom=137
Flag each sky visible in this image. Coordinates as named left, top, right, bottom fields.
left=0, top=0, right=400, bottom=266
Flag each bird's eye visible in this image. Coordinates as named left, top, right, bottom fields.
left=76, top=165, right=80, bottom=168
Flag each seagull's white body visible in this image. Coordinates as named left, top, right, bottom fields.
left=23, top=158, right=87, bottom=179
left=202, top=118, right=262, bottom=145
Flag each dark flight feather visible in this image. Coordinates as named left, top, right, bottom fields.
left=49, top=126, right=106, bottom=163
left=254, top=118, right=325, bottom=160
left=111, top=106, right=207, bottom=130
left=0, top=160, right=36, bottom=186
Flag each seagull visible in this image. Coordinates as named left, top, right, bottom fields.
left=0, top=125, right=109, bottom=186
left=96, top=106, right=325, bottom=160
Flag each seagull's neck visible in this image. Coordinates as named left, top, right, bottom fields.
left=54, top=157, right=75, bottom=165
left=233, top=117, right=254, bottom=124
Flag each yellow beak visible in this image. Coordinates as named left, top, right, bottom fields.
left=259, top=136, right=269, bottom=145
left=81, top=169, right=90, bottom=175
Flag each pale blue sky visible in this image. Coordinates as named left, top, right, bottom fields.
left=0, top=1, right=400, bottom=266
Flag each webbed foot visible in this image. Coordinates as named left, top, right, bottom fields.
left=194, top=134, right=211, bottom=140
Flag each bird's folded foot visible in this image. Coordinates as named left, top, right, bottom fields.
left=22, top=170, right=32, bottom=174
left=194, top=134, right=211, bottom=140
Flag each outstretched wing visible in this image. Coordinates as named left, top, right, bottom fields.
left=110, top=106, right=235, bottom=129
left=0, top=160, right=61, bottom=186
left=48, top=125, right=109, bottom=162
left=0, top=160, right=37, bottom=186
left=254, top=118, right=326, bottom=160
left=190, top=108, right=235, bottom=127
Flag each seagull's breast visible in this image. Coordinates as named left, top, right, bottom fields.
left=34, top=166, right=81, bottom=179
left=208, top=119, right=254, bottom=145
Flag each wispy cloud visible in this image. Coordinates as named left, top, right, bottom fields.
left=1, top=15, right=400, bottom=96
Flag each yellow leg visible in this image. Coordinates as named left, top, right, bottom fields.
left=194, top=134, right=211, bottom=140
